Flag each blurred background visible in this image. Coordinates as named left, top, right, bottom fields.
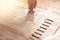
left=0, top=0, right=60, bottom=40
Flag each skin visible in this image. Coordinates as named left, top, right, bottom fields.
left=28, top=0, right=37, bottom=11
